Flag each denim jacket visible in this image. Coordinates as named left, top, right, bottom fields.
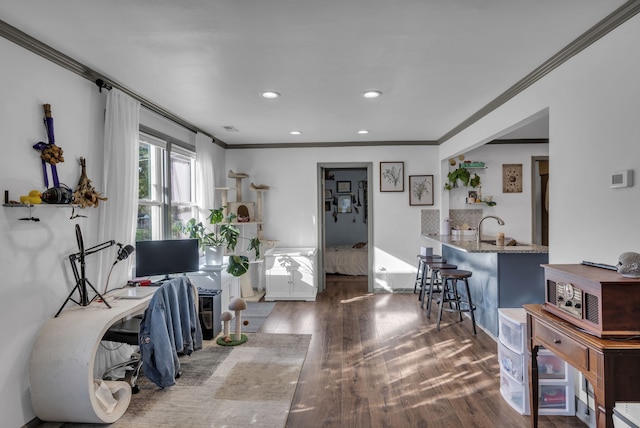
left=139, top=276, right=203, bottom=388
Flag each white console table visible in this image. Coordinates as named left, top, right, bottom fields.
left=29, top=294, right=153, bottom=423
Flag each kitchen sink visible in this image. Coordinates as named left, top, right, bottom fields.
left=480, top=239, right=528, bottom=246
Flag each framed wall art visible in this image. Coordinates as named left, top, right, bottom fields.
left=380, top=161, right=404, bottom=192
left=503, top=164, right=523, bottom=193
left=337, top=181, right=351, bottom=193
left=337, top=194, right=352, bottom=213
left=409, top=175, right=434, bottom=206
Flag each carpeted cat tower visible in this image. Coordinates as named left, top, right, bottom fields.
left=217, top=298, right=248, bottom=346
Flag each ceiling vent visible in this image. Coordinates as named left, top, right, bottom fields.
left=222, top=125, right=239, bottom=132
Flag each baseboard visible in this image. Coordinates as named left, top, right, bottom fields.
left=575, top=398, right=596, bottom=428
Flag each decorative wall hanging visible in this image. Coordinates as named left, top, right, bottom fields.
left=409, top=175, right=434, bottom=206
left=503, top=164, right=523, bottom=193
left=337, top=195, right=352, bottom=213
left=380, top=161, right=404, bottom=192
left=337, top=181, right=351, bottom=193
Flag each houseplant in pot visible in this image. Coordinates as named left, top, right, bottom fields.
left=182, top=207, right=240, bottom=266
left=182, top=207, right=262, bottom=275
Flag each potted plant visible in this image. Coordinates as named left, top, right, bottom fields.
left=444, top=167, right=481, bottom=190
left=182, top=207, right=261, bottom=275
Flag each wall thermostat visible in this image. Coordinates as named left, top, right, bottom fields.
left=611, top=169, right=633, bottom=188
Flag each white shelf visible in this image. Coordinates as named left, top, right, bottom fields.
left=4, top=203, right=80, bottom=208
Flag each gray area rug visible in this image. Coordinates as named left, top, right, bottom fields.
left=49, top=333, right=311, bottom=428
left=240, top=301, right=276, bottom=333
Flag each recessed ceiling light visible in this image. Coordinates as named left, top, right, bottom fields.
left=358, top=130, right=369, bottom=134
left=261, top=91, right=280, bottom=99
left=362, top=90, right=382, bottom=98
left=290, top=131, right=302, bottom=135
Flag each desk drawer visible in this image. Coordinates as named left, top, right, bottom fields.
left=533, top=320, right=589, bottom=372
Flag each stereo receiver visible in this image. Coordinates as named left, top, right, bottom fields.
left=542, top=264, right=640, bottom=338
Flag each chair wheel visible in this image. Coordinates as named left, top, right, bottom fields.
left=132, top=385, right=140, bottom=394
left=176, top=370, right=182, bottom=379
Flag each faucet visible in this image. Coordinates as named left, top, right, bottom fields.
left=477, top=215, right=505, bottom=244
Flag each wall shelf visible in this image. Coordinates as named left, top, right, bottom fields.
left=3, top=203, right=80, bottom=208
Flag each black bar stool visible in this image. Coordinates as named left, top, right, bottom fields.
left=422, top=261, right=457, bottom=315
left=437, top=269, right=477, bottom=335
left=414, top=254, right=443, bottom=295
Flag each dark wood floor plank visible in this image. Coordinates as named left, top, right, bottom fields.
left=260, top=275, right=586, bottom=428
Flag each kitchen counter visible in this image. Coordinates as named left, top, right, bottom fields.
left=424, top=234, right=548, bottom=254
left=423, top=234, right=548, bottom=338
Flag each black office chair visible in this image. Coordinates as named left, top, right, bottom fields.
left=101, top=316, right=143, bottom=394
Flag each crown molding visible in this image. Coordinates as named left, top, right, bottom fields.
left=438, top=0, right=640, bottom=144
left=226, top=140, right=439, bottom=149
left=0, top=18, right=222, bottom=147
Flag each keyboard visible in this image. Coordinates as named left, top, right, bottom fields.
left=113, top=286, right=158, bottom=299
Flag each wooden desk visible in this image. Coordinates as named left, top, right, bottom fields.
left=524, top=304, right=640, bottom=428
left=29, top=294, right=153, bottom=423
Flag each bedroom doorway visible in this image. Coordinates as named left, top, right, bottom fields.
left=317, top=163, right=373, bottom=294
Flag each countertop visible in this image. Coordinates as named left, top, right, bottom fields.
left=423, top=234, right=548, bottom=254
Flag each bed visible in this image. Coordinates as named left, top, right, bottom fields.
left=324, top=242, right=368, bottom=276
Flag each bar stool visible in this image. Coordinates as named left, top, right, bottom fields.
left=436, top=269, right=476, bottom=335
left=414, top=254, right=443, bottom=295
left=422, top=261, right=457, bottom=316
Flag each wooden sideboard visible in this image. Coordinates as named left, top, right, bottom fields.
left=524, top=304, right=640, bottom=428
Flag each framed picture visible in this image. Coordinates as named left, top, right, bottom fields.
left=503, top=164, right=523, bottom=193
left=336, top=181, right=351, bottom=193
left=324, top=189, right=332, bottom=199
left=380, top=161, right=404, bottom=192
left=337, top=194, right=352, bottom=213
left=409, top=175, right=434, bottom=206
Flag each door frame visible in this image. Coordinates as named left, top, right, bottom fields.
left=317, top=162, right=373, bottom=293
left=531, top=156, right=549, bottom=245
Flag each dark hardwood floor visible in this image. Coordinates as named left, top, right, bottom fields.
left=260, top=275, right=587, bottom=428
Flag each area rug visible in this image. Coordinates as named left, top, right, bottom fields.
left=240, top=301, right=277, bottom=333
left=53, top=333, right=311, bottom=428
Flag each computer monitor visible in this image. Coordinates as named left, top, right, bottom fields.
left=135, top=238, right=200, bottom=279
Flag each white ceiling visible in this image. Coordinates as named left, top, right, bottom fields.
left=0, top=1, right=627, bottom=146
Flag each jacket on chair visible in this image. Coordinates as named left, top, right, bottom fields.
left=139, top=276, right=203, bottom=388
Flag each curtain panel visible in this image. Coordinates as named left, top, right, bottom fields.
left=98, top=89, right=140, bottom=290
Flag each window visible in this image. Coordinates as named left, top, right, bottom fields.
left=137, top=132, right=196, bottom=241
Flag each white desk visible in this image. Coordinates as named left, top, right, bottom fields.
left=30, top=293, right=153, bottom=423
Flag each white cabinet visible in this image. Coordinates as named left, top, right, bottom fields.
left=498, top=308, right=575, bottom=416
left=265, top=247, right=317, bottom=301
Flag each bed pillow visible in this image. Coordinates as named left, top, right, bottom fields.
left=352, top=242, right=367, bottom=249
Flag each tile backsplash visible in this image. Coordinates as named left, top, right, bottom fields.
left=421, top=208, right=484, bottom=235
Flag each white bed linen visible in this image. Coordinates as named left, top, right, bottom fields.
left=324, top=245, right=368, bottom=276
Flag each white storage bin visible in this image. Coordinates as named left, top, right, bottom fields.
left=537, top=350, right=568, bottom=381
left=499, top=341, right=525, bottom=383
left=499, top=308, right=527, bottom=354
left=500, top=369, right=529, bottom=415
left=614, top=403, right=640, bottom=428
left=539, top=385, right=570, bottom=411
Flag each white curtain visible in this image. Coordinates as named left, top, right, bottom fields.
left=196, top=132, right=216, bottom=221
left=98, top=89, right=140, bottom=292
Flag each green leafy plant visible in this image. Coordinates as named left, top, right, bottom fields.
left=181, top=207, right=240, bottom=251
left=444, top=167, right=481, bottom=190
left=181, top=207, right=262, bottom=276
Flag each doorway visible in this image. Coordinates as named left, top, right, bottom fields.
left=531, top=157, right=549, bottom=245
left=317, top=163, right=373, bottom=293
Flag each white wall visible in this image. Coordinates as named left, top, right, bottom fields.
left=4, top=11, right=640, bottom=428
left=0, top=37, right=106, bottom=427
left=447, top=143, right=549, bottom=242
left=225, top=145, right=440, bottom=291
left=439, top=13, right=640, bottom=264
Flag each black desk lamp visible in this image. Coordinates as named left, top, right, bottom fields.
left=55, top=224, right=134, bottom=317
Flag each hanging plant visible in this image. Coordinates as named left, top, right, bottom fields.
left=444, top=167, right=481, bottom=190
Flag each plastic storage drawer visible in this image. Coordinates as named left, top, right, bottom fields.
left=499, top=341, right=525, bottom=383
left=537, top=350, right=568, bottom=381
left=500, top=369, right=529, bottom=415
left=498, top=308, right=527, bottom=354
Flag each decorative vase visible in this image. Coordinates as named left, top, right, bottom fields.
left=204, top=245, right=224, bottom=266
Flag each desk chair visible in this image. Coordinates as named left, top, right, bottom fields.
left=102, top=316, right=143, bottom=393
